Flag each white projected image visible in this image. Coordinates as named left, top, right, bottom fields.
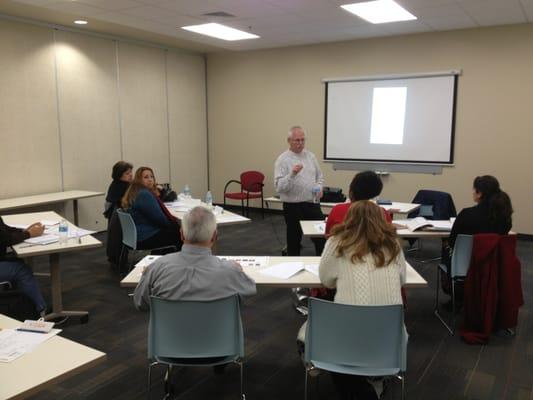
left=370, top=87, right=407, bottom=145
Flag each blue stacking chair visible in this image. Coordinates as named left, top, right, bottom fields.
left=304, top=299, right=407, bottom=400
left=148, top=295, right=245, bottom=399
left=115, top=209, right=176, bottom=272
left=434, top=234, right=473, bottom=334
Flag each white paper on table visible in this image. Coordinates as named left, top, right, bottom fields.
left=218, top=214, right=248, bottom=223
left=7, top=220, right=60, bottom=230
left=450, top=217, right=456, bottom=224
left=0, top=328, right=61, bottom=363
left=6, top=224, right=28, bottom=230
left=304, top=264, right=319, bottom=276
left=67, top=228, right=96, bottom=238
left=217, top=256, right=269, bottom=267
left=135, top=255, right=162, bottom=268
left=41, top=220, right=60, bottom=227
left=23, top=234, right=58, bottom=245
left=427, top=220, right=453, bottom=230
left=260, top=262, right=304, bottom=279
left=314, top=222, right=325, bottom=233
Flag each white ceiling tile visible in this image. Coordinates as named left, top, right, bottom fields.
left=459, top=0, right=527, bottom=26
left=77, top=0, right=145, bottom=12
left=42, top=1, right=107, bottom=16
left=408, top=3, right=469, bottom=18
left=423, top=13, right=478, bottom=30
left=519, top=0, right=533, bottom=21
left=11, top=0, right=58, bottom=5
left=397, top=0, right=458, bottom=8
left=147, top=13, right=204, bottom=27
left=153, top=0, right=279, bottom=18
left=381, top=20, right=433, bottom=35
left=267, top=0, right=334, bottom=12
left=119, top=5, right=181, bottom=20
left=96, top=11, right=149, bottom=26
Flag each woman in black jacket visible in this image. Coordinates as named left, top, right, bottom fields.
left=104, top=161, right=133, bottom=265
left=104, top=161, right=133, bottom=220
left=449, top=175, right=513, bottom=248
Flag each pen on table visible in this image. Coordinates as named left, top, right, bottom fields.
left=16, top=328, right=47, bottom=334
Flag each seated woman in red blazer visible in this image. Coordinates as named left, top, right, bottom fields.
left=325, top=171, right=392, bottom=236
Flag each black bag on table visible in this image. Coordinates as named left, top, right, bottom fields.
left=321, top=187, right=346, bottom=203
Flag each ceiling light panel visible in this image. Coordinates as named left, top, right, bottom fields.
left=341, top=0, right=417, bottom=24
left=181, top=23, right=259, bottom=41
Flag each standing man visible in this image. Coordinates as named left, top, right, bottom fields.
left=275, top=126, right=325, bottom=256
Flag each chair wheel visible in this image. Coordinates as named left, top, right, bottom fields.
left=80, top=315, right=89, bottom=324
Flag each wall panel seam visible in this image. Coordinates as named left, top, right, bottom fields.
left=164, top=49, right=172, bottom=183
left=115, top=40, right=124, bottom=159
left=52, top=29, right=65, bottom=191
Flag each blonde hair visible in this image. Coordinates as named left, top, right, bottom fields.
left=121, top=167, right=155, bottom=209
left=330, top=201, right=400, bottom=267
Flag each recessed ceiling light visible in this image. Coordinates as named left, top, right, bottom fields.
left=341, top=0, right=417, bottom=24
left=181, top=23, right=259, bottom=41
left=74, top=20, right=88, bottom=25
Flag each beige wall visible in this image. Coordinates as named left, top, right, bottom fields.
left=0, top=19, right=207, bottom=230
left=207, top=24, right=533, bottom=234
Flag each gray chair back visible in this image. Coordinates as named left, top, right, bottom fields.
left=148, top=295, right=244, bottom=362
left=450, top=234, right=474, bottom=278
left=116, top=209, right=137, bottom=250
left=305, top=298, right=406, bottom=376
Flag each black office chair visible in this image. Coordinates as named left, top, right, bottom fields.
left=0, top=281, right=39, bottom=320
left=407, top=189, right=457, bottom=262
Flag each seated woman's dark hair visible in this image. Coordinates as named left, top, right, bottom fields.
left=112, top=161, right=133, bottom=181
left=473, top=175, right=513, bottom=226
left=349, top=171, right=383, bottom=201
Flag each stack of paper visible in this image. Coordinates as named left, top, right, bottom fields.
left=134, top=255, right=162, bottom=268
left=314, top=222, right=325, bottom=233
left=0, top=328, right=60, bottom=363
left=23, top=235, right=58, bottom=245
left=259, top=262, right=320, bottom=279
left=217, top=256, right=269, bottom=267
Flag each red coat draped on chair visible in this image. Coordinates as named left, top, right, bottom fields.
left=461, top=234, right=523, bottom=344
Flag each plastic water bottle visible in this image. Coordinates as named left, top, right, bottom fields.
left=58, top=219, right=69, bottom=245
left=205, top=190, right=213, bottom=208
left=183, top=184, right=191, bottom=199
left=312, top=185, right=321, bottom=204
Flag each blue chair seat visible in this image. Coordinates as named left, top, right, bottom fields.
left=311, top=360, right=401, bottom=377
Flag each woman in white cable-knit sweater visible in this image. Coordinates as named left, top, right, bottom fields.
left=299, top=201, right=406, bottom=400
left=319, top=200, right=406, bottom=306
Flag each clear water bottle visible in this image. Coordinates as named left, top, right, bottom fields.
left=58, top=219, right=69, bottom=245
left=311, top=185, right=321, bottom=204
left=183, top=184, right=191, bottom=199
left=205, top=190, right=213, bottom=208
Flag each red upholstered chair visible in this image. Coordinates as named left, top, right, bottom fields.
left=223, top=171, right=265, bottom=218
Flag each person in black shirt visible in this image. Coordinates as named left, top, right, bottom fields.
left=103, top=161, right=133, bottom=220
left=449, top=175, right=512, bottom=248
left=104, top=161, right=133, bottom=265
left=443, top=175, right=513, bottom=301
left=0, top=217, right=47, bottom=316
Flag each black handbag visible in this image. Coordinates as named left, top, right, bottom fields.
left=321, top=187, right=346, bottom=203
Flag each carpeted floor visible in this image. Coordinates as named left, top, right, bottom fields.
left=23, top=209, right=533, bottom=400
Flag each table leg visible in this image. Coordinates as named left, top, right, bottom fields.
left=49, top=253, right=62, bottom=315
left=45, top=253, right=89, bottom=322
left=73, top=199, right=79, bottom=226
